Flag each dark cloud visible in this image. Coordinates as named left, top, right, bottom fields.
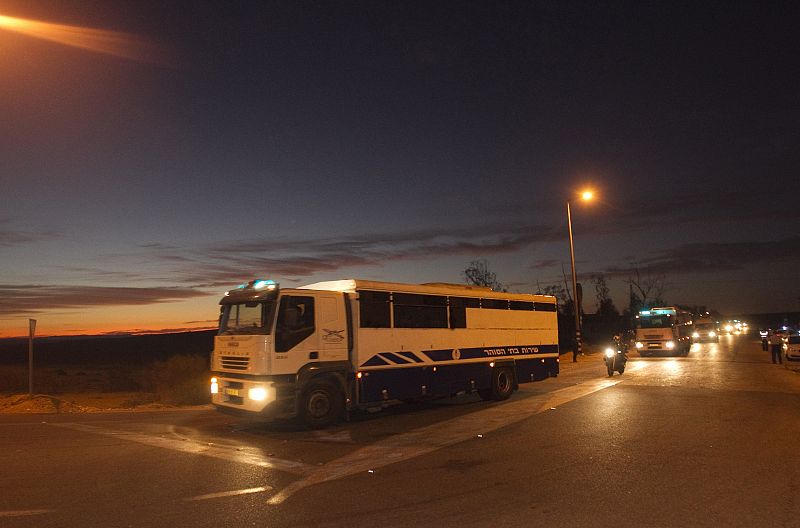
left=603, top=236, right=800, bottom=277
left=502, top=190, right=800, bottom=240
left=139, top=223, right=562, bottom=286
left=0, top=285, right=207, bottom=316
left=0, top=220, right=57, bottom=247
left=529, top=259, right=560, bottom=270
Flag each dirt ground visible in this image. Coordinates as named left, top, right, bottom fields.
left=0, top=393, right=208, bottom=414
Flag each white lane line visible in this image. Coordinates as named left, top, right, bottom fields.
left=268, top=376, right=625, bottom=505
left=187, top=486, right=272, bottom=501
left=49, top=423, right=314, bottom=476
left=312, top=429, right=353, bottom=443
left=0, top=509, right=53, bottom=517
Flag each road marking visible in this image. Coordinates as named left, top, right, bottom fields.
left=50, top=423, right=314, bottom=476
left=312, top=429, right=353, bottom=443
left=187, top=486, right=272, bottom=501
left=0, top=510, right=53, bottom=517
left=268, top=376, right=625, bottom=504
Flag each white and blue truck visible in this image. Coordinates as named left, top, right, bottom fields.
left=210, top=279, right=560, bottom=427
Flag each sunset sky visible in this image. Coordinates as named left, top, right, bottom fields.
left=1, top=1, right=798, bottom=337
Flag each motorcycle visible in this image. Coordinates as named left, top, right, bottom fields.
left=603, top=335, right=628, bottom=376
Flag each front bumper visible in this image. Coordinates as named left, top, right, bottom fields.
left=210, top=374, right=296, bottom=417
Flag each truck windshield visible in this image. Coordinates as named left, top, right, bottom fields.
left=638, top=316, right=674, bottom=329
left=219, top=300, right=277, bottom=335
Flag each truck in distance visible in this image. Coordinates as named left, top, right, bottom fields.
left=692, top=313, right=719, bottom=343
left=210, top=279, right=560, bottom=427
left=634, top=307, right=693, bottom=356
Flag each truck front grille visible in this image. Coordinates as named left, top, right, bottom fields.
left=221, top=356, right=249, bottom=370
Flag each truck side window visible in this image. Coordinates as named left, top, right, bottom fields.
left=393, top=293, right=448, bottom=328
left=448, top=297, right=479, bottom=328
left=359, top=290, right=390, bottom=328
left=275, top=296, right=315, bottom=352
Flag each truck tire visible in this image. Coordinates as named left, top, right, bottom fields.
left=299, top=379, right=344, bottom=429
left=480, top=367, right=514, bottom=401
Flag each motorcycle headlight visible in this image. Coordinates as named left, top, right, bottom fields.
left=635, top=341, right=643, bottom=349
left=666, top=341, right=675, bottom=349
left=604, top=348, right=615, bottom=358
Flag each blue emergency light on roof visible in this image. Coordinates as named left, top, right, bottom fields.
left=253, top=279, right=277, bottom=290
left=639, top=308, right=676, bottom=317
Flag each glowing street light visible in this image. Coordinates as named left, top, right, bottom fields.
left=566, top=189, right=594, bottom=362
left=0, top=12, right=172, bottom=66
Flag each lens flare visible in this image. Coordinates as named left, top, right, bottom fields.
left=0, top=13, right=173, bottom=66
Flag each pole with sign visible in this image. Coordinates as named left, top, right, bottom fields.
left=28, top=319, right=36, bottom=396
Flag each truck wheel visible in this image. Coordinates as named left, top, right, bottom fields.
left=482, top=367, right=514, bottom=401
left=299, top=379, right=344, bottom=429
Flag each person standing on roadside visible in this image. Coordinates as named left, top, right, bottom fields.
left=769, top=331, right=784, bottom=364
left=572, top=334, right=579, bottom=362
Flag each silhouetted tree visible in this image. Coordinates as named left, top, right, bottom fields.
left=625, top=265, right=668, bottom=309
left=463, top=259, right=505, bottom=291
left=591, top=274, right=620, bottom=339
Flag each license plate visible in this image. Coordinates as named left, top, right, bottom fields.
left=224, top=388, right=240, bottom=397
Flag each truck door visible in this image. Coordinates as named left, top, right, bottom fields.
left=274, top=295, right=318, bottom=369
left=317, top=294, right=348, bottom=361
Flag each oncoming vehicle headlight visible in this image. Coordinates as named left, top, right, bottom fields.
left=709, top=331, right=716, bottom=337
left=635, top=341, right=643, bottom=349
left=604, top=348, right=615, bottom=358
left=666, top=341, right=676, bottom=349
left=248, top=387, right=268, bottom=401
left=210, top=377, right=218, bottom=394
left=692, top=332, right=700, bottom=338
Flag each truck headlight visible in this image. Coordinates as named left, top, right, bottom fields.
left=692, top=332, right=700, bottom=338
left=709, top=331, right=716, bottom=337
left=210, top=377, right=219, bottom=394
left=635, top=341, right=643, bottom=349
left=666, top=341, right=675, bottom=349
left=604, top=348, right=615, bottom=358
left=248, top=387, right=268, bottom=401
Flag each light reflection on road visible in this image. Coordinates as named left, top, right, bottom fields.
left=620, top=338, right=800, bottom=394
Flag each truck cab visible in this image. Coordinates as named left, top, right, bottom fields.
left=210, top=280, right=351, bottom=426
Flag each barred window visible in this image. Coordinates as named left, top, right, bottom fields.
left=449, top=297, right=479, bottom=328
left=393, top=293, right=448, bottom=328
left=359, top=290, right=390, bottom=328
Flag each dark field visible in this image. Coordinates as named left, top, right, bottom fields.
left=0, top=331, right=215, bottom=404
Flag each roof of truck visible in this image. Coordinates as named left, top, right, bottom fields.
left=297, top=279, right=557, bottom=303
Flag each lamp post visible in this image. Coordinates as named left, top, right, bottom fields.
left=567, top=190, right=593, bottom=362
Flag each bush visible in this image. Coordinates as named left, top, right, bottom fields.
left=0, top=365, right=28, bottom=394
left=149, top=354, right=210, bottom=405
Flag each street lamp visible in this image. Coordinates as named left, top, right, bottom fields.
left=567, top=190, right=593, bottom=362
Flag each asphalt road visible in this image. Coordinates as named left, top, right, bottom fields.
left=2, top=335, right=798, bottom=527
